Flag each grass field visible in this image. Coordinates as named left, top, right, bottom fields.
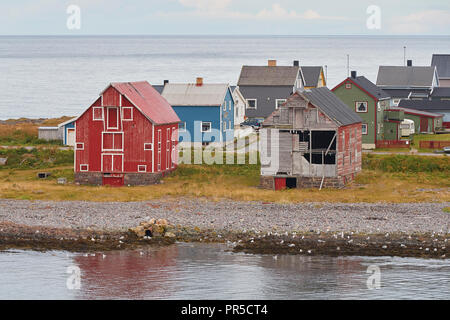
left=0, top=116, right=73, bottom=146
left=0, top=154, right=449, bottom=203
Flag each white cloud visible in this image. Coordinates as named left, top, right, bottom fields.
left=390, top=10, right=450, bottom=34
left=160, top=1, right=347, bottom=21
left=179, top=0, right=232, bottom=11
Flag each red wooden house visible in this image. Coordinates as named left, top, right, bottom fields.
left=74, top=81, right=180, bottom=186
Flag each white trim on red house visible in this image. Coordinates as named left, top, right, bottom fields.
left=101, top=132, right=124, bottom=152
left=138, top=165, right=147, bottom=172
left=80, top=164, right=89, bottom=171
left=93, top=107, right=103, bottom=121
left=106, top=107, right=119, bottom=130
left=75, top=142, right=84, bottom=150
left=122, top=106, right=133, bottom=121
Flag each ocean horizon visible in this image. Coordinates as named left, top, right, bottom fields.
left=1, top=34, right=450, bottom=120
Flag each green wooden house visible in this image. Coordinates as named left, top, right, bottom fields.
left=333, top=72, right=397, bottom=149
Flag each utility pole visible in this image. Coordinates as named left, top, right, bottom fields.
left=347, top=54, right=349, bottom=77
left=404, top=46, right=406, bottom=66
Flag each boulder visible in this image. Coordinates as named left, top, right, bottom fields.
left=0, top=158, right=7, bottom=166
left=129, top=226, right=146, bottom=237
left=164, top=232, right=176, bottom=238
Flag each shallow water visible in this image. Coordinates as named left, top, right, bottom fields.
left=0, top=242, right=448, bottom=299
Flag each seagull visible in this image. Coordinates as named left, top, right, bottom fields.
left=307, top=250, right=312, bottom=254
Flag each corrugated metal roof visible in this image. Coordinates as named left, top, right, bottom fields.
left=432, top=54, right=450, bottom=79
left=376, top=66, right=436, bottom=87
left=161, top=83, right=229, bottom=106
left=58, top=117, right=78, bottom=128
left=431, top=87, right=450, bottom=98
left=393, top=107, right=443, bottom=118
left=350, top=76, right=390, bottom=100
left=300, top=87, right=362, bottom=126
left=237, top=66, right=299, bottom=86
left=381, top=88, right=430, bottom=99
left=398, top=99, right=450, bottom=112
left=111, top=81, right=180, bottom=124
left=300, top=66, right=322, bottom=87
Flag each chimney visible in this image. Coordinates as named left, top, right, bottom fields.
left=407, top=60, right=412, bottom=67
left=293, top=60, right=299, bottom=67
left=351, top=71, right=357, bottom=78
left=196, top=77, right=203, bottom=86
left=268, top=59, right=277, bottom=67
left=163, top=80, right=169, bottom=85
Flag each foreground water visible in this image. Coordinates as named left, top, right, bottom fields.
left=0, top=243, right=449, bottom=300
left=2, top=35, right=450, bottom=119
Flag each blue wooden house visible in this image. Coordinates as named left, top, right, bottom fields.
left=58, top=117, right=77, bottom=146
left=161, top=78, right=234, bottom=145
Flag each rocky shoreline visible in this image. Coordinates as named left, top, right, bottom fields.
left=0, top=198, right=449, bottom=258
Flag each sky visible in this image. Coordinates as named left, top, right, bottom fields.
left=0, top=0, right=449, bottom=35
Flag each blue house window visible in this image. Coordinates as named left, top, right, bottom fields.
left=201, top=122, right=211, bottom=133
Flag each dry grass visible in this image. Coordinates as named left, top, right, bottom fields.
left=0, top=164, right=448, bottom=203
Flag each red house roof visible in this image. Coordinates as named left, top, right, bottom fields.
left=110, top=81, right=180, bottom=125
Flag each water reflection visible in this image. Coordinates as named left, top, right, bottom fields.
left=0, top=243, right=449, bottom=299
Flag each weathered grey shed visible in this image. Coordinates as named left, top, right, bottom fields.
left=260, top=87, right=362, bottom=190
left=38, top=126, right=63, bottom=141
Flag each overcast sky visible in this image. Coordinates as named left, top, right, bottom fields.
left=1, top=0, right=449, bottom=35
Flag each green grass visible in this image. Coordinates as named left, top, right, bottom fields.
left=0, top=148, right=73, bottom=170
left=363, top=153, right=450, bottom=173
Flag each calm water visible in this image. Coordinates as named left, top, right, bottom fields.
left=1, top=35, right=450, bottom=119
left=0, top=243, right=449, bottom=300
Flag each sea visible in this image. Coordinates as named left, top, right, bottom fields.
left=0, top=243, right=449, bottom=300
left=1, top=35, right=450, bottom=120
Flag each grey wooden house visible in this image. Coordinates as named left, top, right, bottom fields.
left=259, top=87, right=362, bottom=190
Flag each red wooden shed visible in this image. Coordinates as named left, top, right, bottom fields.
left=74, top=81, right=180, bottom=186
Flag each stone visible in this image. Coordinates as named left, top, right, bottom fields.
left=0, top=158, right=7, bottom=166
left=156, top=218, right=168, bottom=226
left=164, top=232, right=176, bottom=238
left=129, top=226, right=146, bottom=237
left=57, top=177, right=67, bottom=184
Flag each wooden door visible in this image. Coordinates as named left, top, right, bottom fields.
left=420, top=117, right=428, bottom=133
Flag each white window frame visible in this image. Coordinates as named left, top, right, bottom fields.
left=246, top=99, right=257, bottom=109
left=345, top=83, right=352, bottom=89
left=172, top=127, right=177, bottom=141
left=106, top=107, right=119, bottom=130
left=75, top=142, right=84, bottom=150
left=275, top=99, right=287, bottom=109
left=229, top=100, right=232, bottom=111
left=80, top=164, right=89, bottom=171
left=201, top=122, right=212, bottom=133
left=355, top=101, right=368, bottom=113
left=157, top=129, right=162, bottom=172
left=92, top=107, right=103, bottom=121
left=101, top=132, right=124, bottom=152
left=362, top=123, right=368, bottom=135
left=144, top=143, right=153, bottom=151
left=122, top=107, right=133, bottom=121
left=223, top=102, right=226, bottom=111
left=178, top=122, right=186, bottom=132
left=223, top=121, right=226, bottom=131
left=229, top=120, right=231, bottom=130
left=138, top=165, right=147, bottom=172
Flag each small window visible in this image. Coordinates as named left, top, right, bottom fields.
left=393, top=99, right=400, bottom=105
left=93, top=107, right=103, bottom=120
left=345, top=83, right=352, bottom=89
left=179, top=122, right=186, bottom=132
left=122, top=107, right=133, bottom=121
left=80, top=164, right=88, bottom=171
left=275, top=99, right=287, bottom=109
left=229, top=120, right=231, bottom=130
left=223, top=121, right=226, bottom=131
left=201, top=122, right=211, bottom=133
left=362, top=124, right=368, bottom=135
left=229, top=100, right=232, bottom=111
left=144, top=143, right=153, bottom=151
left=75, top=142, right=84, bottom=150
left=138, top=165, right=146, bottom=172
left=246, top=99, right=257, bottom=109
left=223, top=102, right=226, bottom=111
left=356, top=102, right=368, bottom=113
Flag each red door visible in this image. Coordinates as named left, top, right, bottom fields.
left=102, top=154, right=123, bottom=172
left=102, top=175, right=124, bottom=187
left=107, top=107, right=119, bottom=130
left=420, top=117, right=428, bottom=133
left=274, top=178, right=286, bottom=190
